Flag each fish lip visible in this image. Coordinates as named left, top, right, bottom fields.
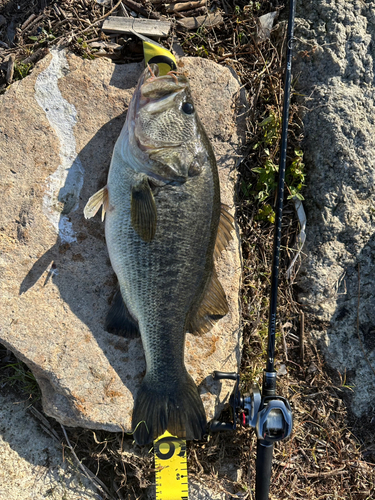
left=138, top=69, right=188, bottom=109
left=130, top=65, right=188, bottom=124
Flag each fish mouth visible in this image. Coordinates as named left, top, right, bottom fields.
left=134, top=64, right=188, bottom=115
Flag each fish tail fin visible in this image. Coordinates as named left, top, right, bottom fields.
left=132, top=371, right=207, bottom=445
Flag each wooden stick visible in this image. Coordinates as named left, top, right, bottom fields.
left=21, top=47, right=49, bottom=65
left=179, top=6, right=207, bottom=17
left=102, top=16, right=171, bottom=38
left=21, top=13, right=36, bottom=30
left=122, top=0, right=160, bottom=18
left=6, top=54, right=15, bottom=85
left=165, top=0, right=206, bottom=13
left=22, top=14, right=44, bottom=32
left=176, top=12, right=223, bottom=30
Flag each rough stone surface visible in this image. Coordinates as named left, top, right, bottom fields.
left=0, top=390, right=99, bottom=499
left=294, top=0, right=375, bottom=416
left=0, top=51, right=244, bottom=432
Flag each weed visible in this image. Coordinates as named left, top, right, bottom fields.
left=255, top=203, right=275, bottom=223
left=2, top=360, right=41, bottom=401
left=14, top=62, right=32, bottom=81
left=29, top=28, right=56, bottom=44
left=286, top=149, right=305, bottom=200
left=250, top=112, right=305, bottom=221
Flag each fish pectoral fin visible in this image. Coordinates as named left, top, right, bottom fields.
left=131, top=177, right=157, bottom=242
left=214, top=203, right=234, bottom=260
left=83, top=186, right=109, bottom=222
left=188, top=267, right=229, bottom=335
left=105, top=288, right=140, bottom=338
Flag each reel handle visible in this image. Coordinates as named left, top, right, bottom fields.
left=210, top=420, right=235, bottom=432
left=212, top=371, right=238, bottom=381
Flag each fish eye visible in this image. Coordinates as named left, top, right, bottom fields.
left=182, top=102, right=194, bottom=115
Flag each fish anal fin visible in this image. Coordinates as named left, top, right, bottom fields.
left=131, top=177, right=157, bottom=242
left=105, top=288, right=140, bottom=338
left=188, top=267, right=229, bottom=335
left=84, top=186, right=108, bottom=221
left=214, top=203, right=234, bottom=260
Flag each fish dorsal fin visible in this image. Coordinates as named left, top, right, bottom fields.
left=83, top=186, right=108, bottom=222
left=214, top=204, right=234, bottom=260
left=105, top=288, right=140, bottom=338
left=131, top=177, right=157, bottom=242
left=188, top=267, right=229, bottom=335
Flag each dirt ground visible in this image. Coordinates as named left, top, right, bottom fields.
left=0, top=1, right=374, bottom=499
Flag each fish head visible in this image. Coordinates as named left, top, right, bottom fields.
left=126, top=64, right=209, bottom=183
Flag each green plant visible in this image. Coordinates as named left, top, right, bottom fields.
left=252, top=151, right=279, bottom=202
left=254, top=113, right=282, bottom=148
left=254, top=203, right=275, bottom=224
left=2, top=361, right=41, bottom=400
left=29, top=28, right=55, bottom=44
left=286, top=149, right=305, bottom=200
left=14, top=62, right=32, bottom=81
left=248, top=112, right=305, bottom=222
left=196, top=45, right=209, bottom=58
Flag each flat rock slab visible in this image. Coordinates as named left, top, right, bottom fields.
left=0, top=50, right=244, bottom=432
left=294, top=1, right=375, bottom=417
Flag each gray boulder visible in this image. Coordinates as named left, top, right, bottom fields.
left=294, top=0, right=375, bottom=416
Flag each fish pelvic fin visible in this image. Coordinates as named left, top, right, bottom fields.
left=83, top=186, right=108, bottom=221
left=188, top=267, right=229, bottom=335
left=131, top=177, right=157, bottom=242
left=132, top=371, right=207, bottom=445
left=214, top=203, right=234, bottom=260
left=105, top=288, right=140, bottom=338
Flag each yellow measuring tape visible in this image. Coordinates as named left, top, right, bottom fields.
left=154, top=431, right=189, bottom=500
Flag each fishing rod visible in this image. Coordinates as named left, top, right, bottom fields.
left=211, top=1, right=296, bottom=498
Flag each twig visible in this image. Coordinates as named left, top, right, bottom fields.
left=165, top=0, right=206, bottom=13
left=119, top=1, right=130, bottom=16
left=356, top=263, right=375, bottom=378
left=6, top=54, right=15, bottom=85
left=29, top=405, right=61, bottom=442
left=21, top=47, right=49, bottom=65
left=21, top=14, right=37, bottom=31
left=76, top=0, right=124, bottom=36
left=22, top=14, right=44, bottom=33
left=300, top=310, right=305, bottom=366
left=51, top=0, right=123, bottom=44
left=281, top=323, right=288, bottom=362
left=304, top=467, right=347, bottom=478
left=178, top=6, right=207, bottom=17
left=122, top=0, right=160, bottom=19
left=249, top=32, right=280, bottom=109
left=60, top=424, right=112, bottom=499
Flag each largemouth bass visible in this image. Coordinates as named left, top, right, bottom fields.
left=84, top=64, right=233, bottom=445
